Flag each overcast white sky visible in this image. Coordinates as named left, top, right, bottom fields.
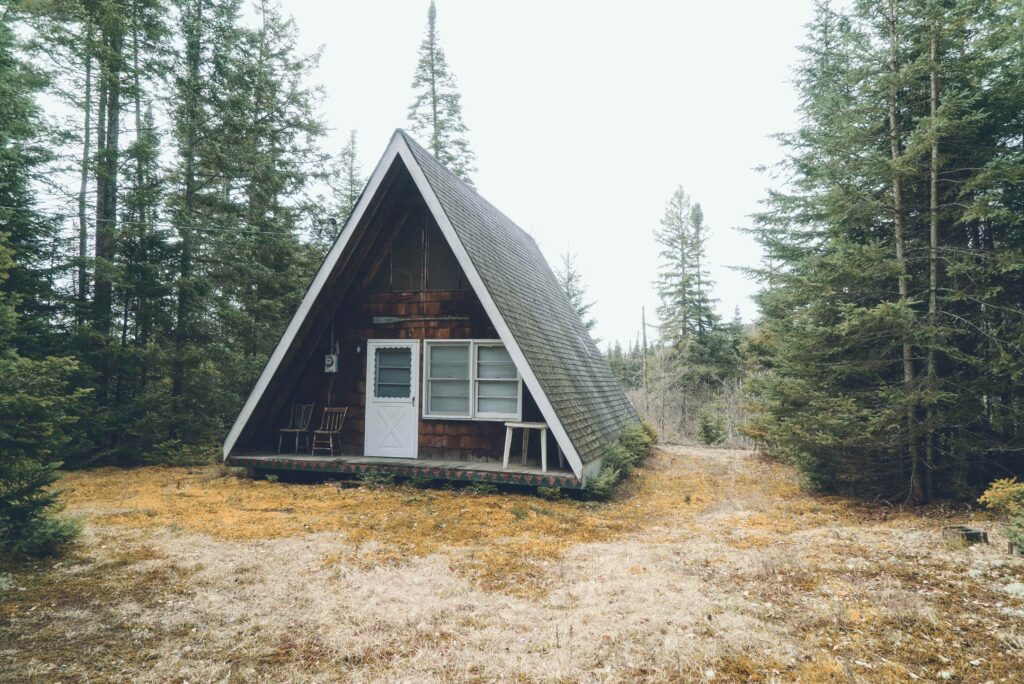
left=284, top=0, right=816, bottom=347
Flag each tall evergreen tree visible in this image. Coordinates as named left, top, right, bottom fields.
left=654, top=187, right=695, bottom=346
left=747, top=0, right=1024, bottom=501
left=0, top=11, right=66, bottom=356
left=556, top=251, right=597, bottom=336
left=0, top=17, right=83, bottom=554
left=319, top=128, right=364, bottom=247
left=407, top=0, right=476, bottom=184
left=654, top=187, right=738, bottom=385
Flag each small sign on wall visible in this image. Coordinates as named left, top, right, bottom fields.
left=324, top=353, right=339, bottom=373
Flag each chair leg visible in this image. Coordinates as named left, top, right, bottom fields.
left=521, top=428, right=529, bottom=466
left=278, top=432, right=283, bottom=454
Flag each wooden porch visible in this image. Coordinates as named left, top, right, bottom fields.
left=226, top=452, right=582, bottom=489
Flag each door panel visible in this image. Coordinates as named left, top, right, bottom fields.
left=364, top=341, right=419, bottom=458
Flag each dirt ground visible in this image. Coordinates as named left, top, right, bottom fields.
left=2, top=446, right=1022, bottom=683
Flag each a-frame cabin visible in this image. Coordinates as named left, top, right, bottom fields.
left=223, top=130, right=637, bottom=489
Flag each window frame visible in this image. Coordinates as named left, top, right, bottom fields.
left=422, top=339, right=522, bottom=421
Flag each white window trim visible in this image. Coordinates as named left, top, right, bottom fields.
left=422, top=339, right=522, bottom=422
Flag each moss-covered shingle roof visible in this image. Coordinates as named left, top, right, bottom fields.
left=401, top=131, right=637, bottom=464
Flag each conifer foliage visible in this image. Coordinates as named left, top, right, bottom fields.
left=556, top=252, right=597, bottom=337
left=407, top=0, right=476, bottom=184
left=747, top=0, right=1024, bottom=501
left=0, top=0, right=331, bottom=477
left=654, top=187, right=739, bottom=384
left=0, top=19, right=83, bottom=554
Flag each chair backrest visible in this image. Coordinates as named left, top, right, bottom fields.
left=318, top=406, right=347, bottom=432
left=290, top=403, right=315, bottom=430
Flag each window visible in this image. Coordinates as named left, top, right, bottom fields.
left=374, top=347, right=412, bottom=398
left=425, top=343, right=470, bottom=415
left=426, top=220, right=464, bottom=291
left=365, top=215, right=471, bottom=293
left=476, top=344, right=518, bottom=416
left=424, top=340, right=521, bottom=420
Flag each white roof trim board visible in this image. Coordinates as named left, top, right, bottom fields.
left=223, top=130, right=637, bottom=483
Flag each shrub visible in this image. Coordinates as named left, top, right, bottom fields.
left=0, top=354, right=86, bottom=556
left=979, top=479, right=1024, bottom=549
left=640, top=420, right=658, bottom=444
left=359, top=471, right=395, bottom=488
left=698, top=413, right=725, bottom=445
left=141, top=440, right=219, bottom=467
left=537, top=485, right=562, bottom=501
left=464, top=482, right=498, bottom=495
left=0, top=457, right=80, bottom=556
left=583, top=421, right=655, bottom=500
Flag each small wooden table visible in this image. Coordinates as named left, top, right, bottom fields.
left=503, top=421, right=563, bottom=473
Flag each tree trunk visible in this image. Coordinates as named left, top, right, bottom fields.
left=131, top=1, right=151, bottom=391
left=886, top=1, right=923, bottom=503
left=77, top=26, right=93, bottom=325
left=926, top=22, right=940, bottom=499
left=93, top=24, right=117, bottom=405
left=172, top=0, right=202, bottom=416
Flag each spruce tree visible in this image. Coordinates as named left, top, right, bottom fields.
left=556, top=251, right=597, bottom=336
left=747, top=0, right=1024, bottom=500
left=654, top=188, right=736, bottom=384
left=0, top=18, right=83, bottom=554
left=654, top=187, right=694, bottom=346
left=407, top=0, right=476, bottom=184
left=320, top=129, right=364, bottom=246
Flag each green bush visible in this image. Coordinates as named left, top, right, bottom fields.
left=0, top=352, right=86, bottom=556
left=583, top=421, right=655, bottom=500
left=0, top=457, right=80, bottom=556
left=141, top=440, right=219, bottom=467
left=979, top=479, right=1024, bottom=549
left=537, top=485, right=562, bottom=501
left=464, top=482, right=498, bottom=495
left=698, top=413, right=725, bottom=445
left=640, top=420, right=658, bottom=444
left=359, top=471, right=395, bottom=488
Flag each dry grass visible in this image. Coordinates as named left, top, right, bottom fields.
left=2, top=446, right=1022, bottom=682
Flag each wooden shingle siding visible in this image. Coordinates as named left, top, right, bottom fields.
left=287, top=287, right=545, bottom=462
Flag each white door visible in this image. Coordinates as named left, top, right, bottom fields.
left=364, top=340, right=419, bottom=458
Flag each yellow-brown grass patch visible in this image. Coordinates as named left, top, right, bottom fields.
left=2, top=445, right=1020, bottom=683
left=60, top=449, right=711, bottom=595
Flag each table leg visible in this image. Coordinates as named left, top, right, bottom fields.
left=502, top=426, right=513, bottom=470
left=541, top=428, right=548, bottom=473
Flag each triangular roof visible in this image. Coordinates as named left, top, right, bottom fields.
left=223, top=130, right=637, bottom=482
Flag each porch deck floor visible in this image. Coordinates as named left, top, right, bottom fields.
left=226, top=452, right=581, bottom=489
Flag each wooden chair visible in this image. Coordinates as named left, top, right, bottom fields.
left=311, top=406, right=348, bottom=457
left=278, top=403, right=315, bottom=453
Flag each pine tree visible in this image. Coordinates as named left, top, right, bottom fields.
left=654, top=187, right=694, bottom=346
left=166, top=0, right=325, bottom=441
left=0, top=12, right=66, bottom=356
left=407, top=0, right=476, bottom=184
left=686, top=203, right=719, bottom=337
left=556, top=251, right=597, bottom=337
left=320, top=129, right=364, bottom=246
left=0, top=18, right=83, bottom=554
left=747, top=0, right=1024, bottom=500
left=653, top=187, right=735, bottom=384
